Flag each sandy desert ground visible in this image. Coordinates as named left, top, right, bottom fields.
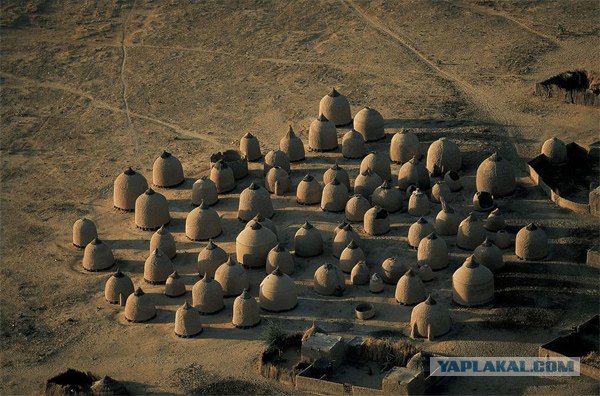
left=1, top=0, right=599, bottom=394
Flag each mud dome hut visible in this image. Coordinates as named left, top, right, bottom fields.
left=474, top=238, right=504, bottom=271
left=473, top=191, right=495, bottom=212
left=475, top=152, right=516, bottom=197
left=390, top=129, right=420, bottom=164
left=410, top=295, right=451, bottom=340
left=408, top=217, right=435, bottom=249
left=104, top=269, right=134, bottom=305
left=197, top=240, right=228, bottom=277
left=152, top=151, right=184, bottom=188
left=417, top=232, right=448, bottom=270
left=381, top=257, right=408, bottom=285
left=259, top=267, right=298, bottom=312
left=314, top=263, right=346, bottom=296
left=232, top=289, right=261, bottom=328
left=456, top=213, right=487, bottom=250
left=339, top=240, right=366, bottom=273
left=265, top=166, right=291, bottom=195
left=185, top=201, right=222, bottom=241
left=266, top=243, right=294, bottom=275
left=426, top=137, right=462, bottom=176
left=240, top=132, right=262, bottom=162
left=82, top=238, right=114, bottom=272
left=236, top=222, right=278, bottom=268
left=452, top=256, right=494, bottom=306
left=264, top=149, right=291, bottom=174
left=351, top=261, right=370, bottom=285
left=321, top=177, right=349, bottom=212
left=342, top=129, right=366, bottom=159
left=210, top=159, right=236, bottom=193
left=319, top=87, right=352, bottom=126
left=245, top=214, right=278, bottom=239
left=431, top=181, right=452, bottom=204
left=541, top=137, right=568, bottom=165
left=398, top=157, right=430, bottom=191
left=144, top=248, right=174, bottom=285
left=210, top=150, right=248, bottom=180
left=353, top=107, right=385, bottom=142
left=191, top=176, right=219, bottom=207
left=309, top=114, right=338, bottom=151
left=124, top=287, right=156, bottom=323
left=370, top=273, right=384, bottom=293
left=135, top=188, right=171, bottom=231
left=238, top=182, right=274, bottom=221
left=165, top=271, right=186, bottom=297
left=444, top=170, right=462, bottom=192
left=354, top=168, right=383, bottom=199
left=333, top=223, right=364, bottom=257
left=215, top=256, right=249, bottom=297
left=294, top=221, right=323, bottom=258
left=280, top=125, right=305, bottom=162
left=485, top=208, right=505, bottom=232
left=345, top=194, right=371, bottom=222
left=364, top=206, right=390, bottom=235
left=72, top=218, right=97, bottom=249
left=435, top=201, right=460, bottom=236
left=395, top=269, right=426, bottom=305
left=192, top=274, right=225, bottom=315
left=360, top=152, right=392, bottom=182
left=323, top=162, right=351, bottom=191
left=408, top=188, right=430, bottom=217
left=174, top=302, right=203, bottom=338
left=113, top=167, right=148, bottom=211
left=515, top=223, right=548, bottom=260
left=297, top=174, right=322, bottom=205
left=150, top=225, right=176, bottom=260
left=418, top=264, right=434, bottom=282
left=495, top=229, right=513, bottom=249
left=371, top=180, right=403, bottom=213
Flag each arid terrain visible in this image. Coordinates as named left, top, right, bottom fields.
left=1, top=0, right=599, bottom=394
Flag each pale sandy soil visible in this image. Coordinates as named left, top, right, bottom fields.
left=1, top=1, right=599, bottom=395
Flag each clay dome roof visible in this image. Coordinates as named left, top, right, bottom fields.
left=309, top=114, right=338, bottom=152
left=475, top=152, right=516, bottom=197
left=434, top=201, right=460, bottom=236
left=360, top=152, right=392, bottom=182
left=297, top=174, right=322, bottom=205
left=240, top=132, right=262, bottom=162
left=210, top=150, right=248, bottom=180
left=113, top=167, right=148, bottom=211
left=381, top=256, right=408, bottom=284
left=345, top=194, right=372, bottom=223
left=280, top=125, right=305, bottom=162
left=474, top=238, right=504, bottom=271
left=457, top=212, right=487, bottom=250
left=334, top=220, right=349, bottom=238
left=408, top=188, right=431, bottom=217
left=417, top=232, right=448, bottom=270
left=418, top=264, right=434, bottom=282
left=135, top=188, right=171, bottom=231
left=192, top=274, right=225, bottom=314
left=314, top=263, right=346, bottom=296
left=473, top=191, right=494, bottom=212
left=82, top=237, right=115, bottom=272
left=210, top=159, right=236, bottom=193
left=245, top=213, right=278, bottom=239
left=410, top=295, right=451, bottom=340
left=485, top=208, right=505, bottom=232
left=495, top=229, right=512, bottom=249
left=72, top=218, right=97, bottom=249
left=124, top=287, right=156, bottom=323
left=197, top=239, right=229, bottom=277
left=104, top=268, right=134, bottom=305
left=339, top=239, right=366, bottom=273
left=431, top=181, right=452, bottom=204
left=333, top=223, right=364, bottom=258
left=192, top=176, right=219, bottom=207
left=144, top=248, right=174, bottom=285
left=259, top=267, right=298, bottom=312
left=238, top=181, right=274, bottom=220
left=319, top=87, right=352, bottom=127
left=232, top=289, right=261, bottom=328
left=342, top=129, right=366, bottom=159
left=354, top=167, right=384, bottom=199
left=351, top=261, right=370, bottom=285
left=353, top=107, right=385, bottom=142
left=323, top=162, right=350, bottom=191
left=153, top=151, right=184, bottom=188
left=398, top=157, right=430, bottom=191
left=395, top=269, right=426, bottom=305
left=174, top=301, right=203, bottom=337
left=264, top=149, right=290, bottom=174
left=165, top=271, right=186, bottom=298
left=452, top=255, right=494, bottom=306
left=150, top=225, right=176, bottom=259
left=515, top=223, right=548, bottom=260
left=215, top=256, right=249, bottom=297
left=371, top=180, right=404, bottom=213
left=364, top=205, right=390, bottom=235
left=266, top=243, right=294, bottom=275
left=390, top=129, right=420, bottom=164
left=185, top=201, right=222, bottom=241
left=408, top=217, right=435, bottom=248
left=236, top=222, right=278, bottom=268
left=321, top=177, right=349, bottom=213
left=294, top=221, right=323, bottom=257
left=369, top=273, right=384, bottom=293
left=444, top=170, right=462, bottom=192
left=265, top=166, right=291, bottom=195
left=541, top=137, right=568, bottom=165
left=426, top=137, right=462, bottom=176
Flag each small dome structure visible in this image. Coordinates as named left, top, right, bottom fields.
left=215, top=256, right=249, bottom=297
left=476, top=152, right=516, bottom=197
left=395, top=269, right=426, bottom=305
left=390, top=129, right=420, bottom=164
left=339, top=240, right=366, bottom=273
left=309, top=114, right=338, bottom=151
left=280, top=125, right=305, bottom=162
left=192, top=274, right=225, bottom=314
left=515, top=223, right=548, bottom=260
left=333, top=220, right=349, bottom=238
left=264, top=149, right=290, bottom=174
left=153, top=151, right=184, bottom=188
left=174, top=301, right=203, bottom=337
left=541, top=137, right=567, bottom=165
left=426, top=138, right=461, bottom=176
left=354, top=168, right=383, bottom=199
left=294, top=221, right=323, bottom=257
left=474, top=238, right=504, bottom=271
left=417, top=232, right=448, bottom=270
left=369, top=273, right=384, bottom=293
left=333, top=223, right=364, bottom=258
left=266, top=243, right=294, bottom=275
left=314, top=263, right=346, bottom=296
left=259, top=267, right=298, bottom=312
left=150, top=225, right=176, bottom=259
left=232, top=289, right=261, bottom=328
left=113, top=167, right=148, bottom=211
left=185, top=201, right=222, bottom=241
left=240, top=132, right=262, bottom=162
left=452, top=256, right=494, bottom=306
left=485, top=208, right=505, bottom=232
left=73, top=218, right=97, bottom=249
left=381, top=257, right=408, bottom=284
left=165, top=271, right=186, bottom=297
left=495, top=230, right=512, bottom=249
left=342, top=129, right=366, bottom=159
left=408, top=217, right=435, bottom=248
left=371, top=181, right=403, bottom=213
left=473, top=191, right=494, bottom=212
left=238, top=182, right=274, bottom=220
left=457, top=213, right=487, bottom=250
left=191, top=176, right=218, bottom=207
left=418, top=265, right=434, bottom=282
left=444, top=170, right=462, bottom=192
left=321, top=177, right=348, bottom=212
left=245, top=213, right=278, bottom=239
left=210, top=150, right=248, bottom=180
left=124, top=287, right=156, bottom=323
left=364, top=206, right=390, bottom=235
left=319, top=88, right=352, bottom=126
left=410, top=295, right=451, bottom=340
left=351, top=261, right=370, bottom=285
left=323, top=162, right=350, bottom=191
left=354, top=107, right=385, bottom=142
left=297, top=174, right=322, bottom=205
left=104, top=269, right=134, bottom=304
left=408, top=188, right=430, bottom=217
left=435, top=201, right=460, bottom=236
left=431, top=181, right=452, bottom=204
left=236, top=222, right=278, bottom=268
left=210, top=160, right=236, bottom=193
left=197, top=240, right=228, bottom=277
left=82, top=238, right=114, bottom=272
left=144, top=248, right=174, bottom=285
left=360, top=152, right=392, bottom=181
left=135, top=188, right=170, bottom=231
left=398, top=157, right=430, bottom=191
left=345, top=194, right=371, bottom=222
left=265, top=166, right=291, bottom=195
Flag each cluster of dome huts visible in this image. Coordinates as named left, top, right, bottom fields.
left=71, top=87, right=554, bottom=341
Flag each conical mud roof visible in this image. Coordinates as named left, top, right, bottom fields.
left=153, top=151, right=184, bottom=188
left=82, top=237, right=115, bottom=272
left=232, top=289, right=261, bottom=328
left=124, top=287, right=157, bottom=323
left=175, top=301, right=203, bottom=337
left=259, top=267, right=298, bottom=312
left=114, top=167, right=148, bottom=211
left=395, top=268, right=426, bottom=305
